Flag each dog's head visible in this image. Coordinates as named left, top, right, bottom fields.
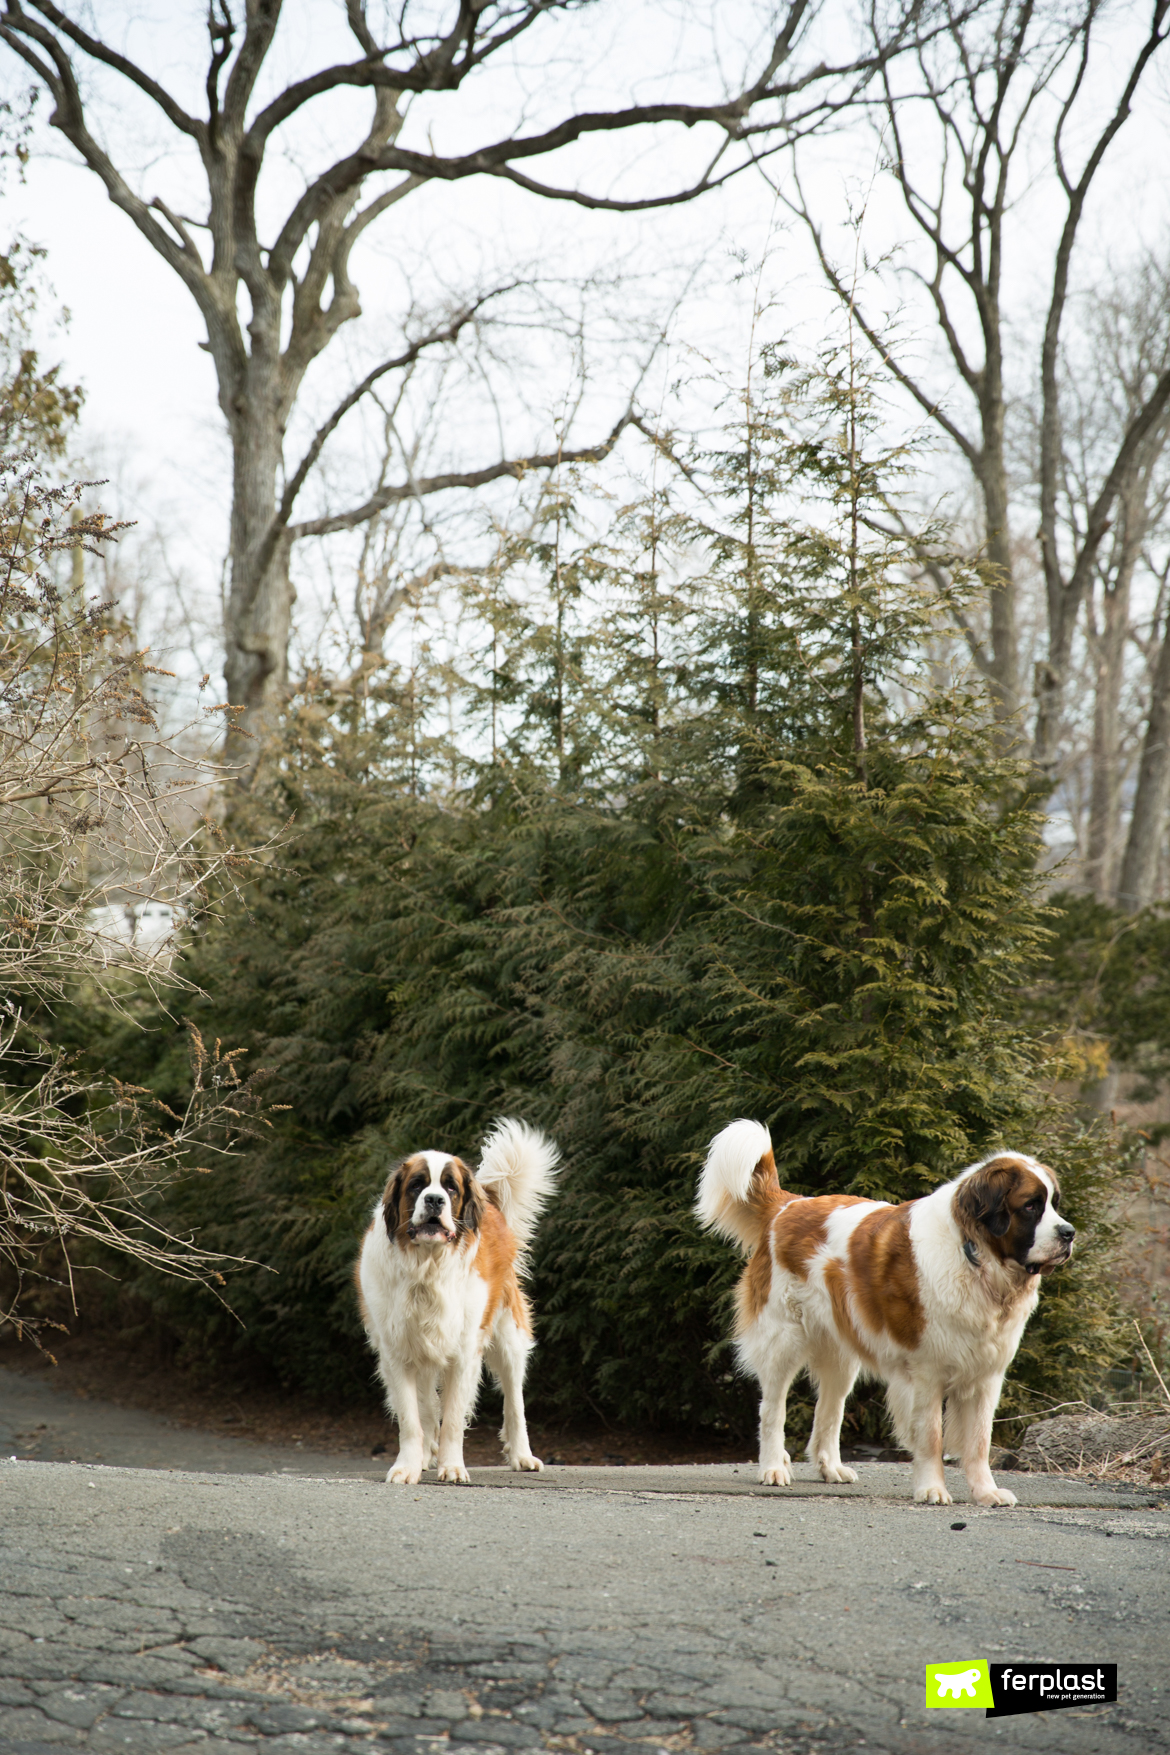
left=381, top=1150, right=485, bottom=1249
left=953, top=1154, right=1075, bottom=1276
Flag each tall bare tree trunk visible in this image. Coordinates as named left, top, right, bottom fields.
left=791, top=0, right=1170, bottom=795
left=976, top=416, right=1020, bottom=733
left=1117, top=611, right=1170, bottom=909
left=1084, top=572, right=1130, bottom=898
left=1084, top=470, right=1156, bottom=899
left=221, top=366, right=296, bottom=748
left=3, top=0, right=876, bottom=786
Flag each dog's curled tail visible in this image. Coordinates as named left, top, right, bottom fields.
left=695, top=1119, right=781, bottom=1254
left=477, top=1117, right=561, bottom=1253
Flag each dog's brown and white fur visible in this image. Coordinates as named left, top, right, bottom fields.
left=356, top=1118, right=559, bottom=1485
left=696, top=1121, right=1076, bottom=1507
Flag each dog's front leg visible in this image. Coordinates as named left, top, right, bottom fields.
left=381, top=1360, right=426, bottom=1485
left=435, top=1341, right=483, bottom=1484
left=888, top=1374, right=951, bottom=1504
left=419, top=1376, right=441, bottom=1469
left=950, top=1374, right=1017, bottom=1508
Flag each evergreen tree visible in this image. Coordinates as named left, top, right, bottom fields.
left=68, top=351, right=1128, bottom=1437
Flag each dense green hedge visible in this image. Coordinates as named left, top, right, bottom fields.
left=59, top=357, right=1135, bottom=1438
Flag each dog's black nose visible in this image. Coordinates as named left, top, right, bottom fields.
left=423, top=1191, right=444, bottom=1212
left=1057, top=1222, right=1075, bottom=1242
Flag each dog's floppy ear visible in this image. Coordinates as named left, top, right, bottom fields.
left=954, top=1161, right=1014, bottom=1238
left=382, top=1162, right=408, bottom=1240
left=456, top=1162, right=486, bottom=1236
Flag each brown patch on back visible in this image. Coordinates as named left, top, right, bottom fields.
left=847, top=1203, right=925, bottom=1350
left=736, top=1239, right=774, bottom=1333
left=822, top=1257, right=879, bottom=1368
left=747, top=1147, right=789, bottom=1239
left=506, top=1278, right=534, bottom=1335
left=735, top=1192, right=874, bottom=1334
left=473, top=1201, right=529, bottom=1334
left=730, top=1149, right=795, bottom=1331
left=774, top=1195, right=871, bottom=1280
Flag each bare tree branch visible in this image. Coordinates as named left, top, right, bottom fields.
left=0, top=0, right=930, bottom=774
left=10, top=0, right=198, bottom=135
left=1037, top=0, right=1170, bottom=605
left=787, top=0, right=1170, bottom=766
left=279, top=290, right=518, bottom=530
left=291, top=405, right=638, bottom=539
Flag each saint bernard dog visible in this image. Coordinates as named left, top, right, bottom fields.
left=696, top=1120, right=1076, bottom=1507
left=356, top=1117, right=559, bottom=1485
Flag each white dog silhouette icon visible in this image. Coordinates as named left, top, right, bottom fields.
left=935, top=1668, right=982, bottom=1700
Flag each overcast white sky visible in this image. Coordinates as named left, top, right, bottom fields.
left=5, top=0, right=1168, bottom=690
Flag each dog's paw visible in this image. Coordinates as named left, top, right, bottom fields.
left=973, top=1485, right=1017, bottom=1507
left=760, top=1462, right=792, bottom=1487
left=510, top=1453, right=543, bottom=1472
left=387, top=1460, right=422, bottom=1486
left=436, top=1460, right=471, bottom=1484
left=913, top=1483, right=953, bottom=1505
left=819, top=1461, right=859, bottom=1484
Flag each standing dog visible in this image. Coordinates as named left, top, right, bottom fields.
left=357, top=1118, right=559, bottom=1485
left=696, top=1120, right=1075, bottom=1506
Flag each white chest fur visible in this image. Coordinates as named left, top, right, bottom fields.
left=360, top=1227, right=489, bottom=1370
left=909, top=1194, right=1040, bottom=1384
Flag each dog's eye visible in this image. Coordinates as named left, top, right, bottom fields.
left=441, top=1175, right=456, bottom=1193
left=1051, top=1191, right=1061, bottom=1210
left=1025, top=1197, right=1043, bottom=1214
left=407, top=1178, right=426, bottom=1196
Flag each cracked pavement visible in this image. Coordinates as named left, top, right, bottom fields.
left=1, top=1457, right=1168, bottom=1755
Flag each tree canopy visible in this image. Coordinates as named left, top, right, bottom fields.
left=75, top=350, right=1128, bottom=1433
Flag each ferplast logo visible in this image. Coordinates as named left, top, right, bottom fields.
left=926, top=1661, right=1118, bottom=1717
left=985, top=1663, right=1117, bottom=1719
left=925, top=1661, right=993, bottom=1709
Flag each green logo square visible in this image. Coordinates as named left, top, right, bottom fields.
left=926, top=1661, right=994, bottom=1708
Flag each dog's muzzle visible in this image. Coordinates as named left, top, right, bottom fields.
left=1027, top=1225, right=1075, bottom=1275
left=408, top=1196, right=456, bottom=1243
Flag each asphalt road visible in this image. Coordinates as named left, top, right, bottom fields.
left=0, top=1367, right=332, bottom=1478
left=2, top=1369, right=1168, bottom=1755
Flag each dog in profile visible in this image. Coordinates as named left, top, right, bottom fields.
left=356, top=1118, right=559, bottom=1484
left=696, top=1120, right=1075, bottom=1506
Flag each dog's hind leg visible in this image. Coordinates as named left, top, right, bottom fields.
left=806, top=1349, right=860, bottom=1483
left=484, top=1308, right=542, bottom=1471
left=946, top=1373, right=1016, bottom=1508
left=435, top=1340, right=484, bottom=1485
left=751, top=1321, right=806, bottom=1487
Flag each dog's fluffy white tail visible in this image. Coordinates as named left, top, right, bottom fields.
left=695, top=1119, right=777, bottom=1253
left=477, top=1118, right=560, bottom=1253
